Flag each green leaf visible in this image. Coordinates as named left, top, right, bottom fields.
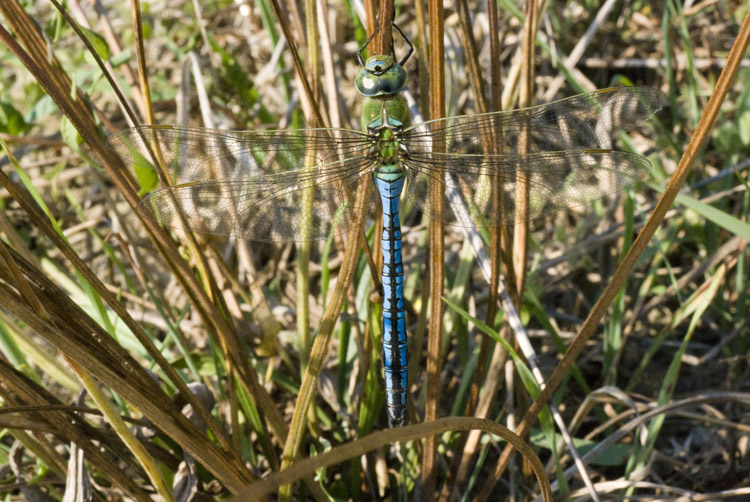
left=0, top=102, right=32, bottom=135
left=529, top=429, right=630, bottom=466
left=109, top=49, right=132, bottom=67
left=25, top=94, right=58, bottom=123
left=60, top=115, right=83, bottom=152
left=133, top=154, right=159, bottom=196
left=80, top=26, right=110, bottom=61
left=442, top=296, right=540, bottom=398
left=740, top=111, right=750, bottom=145
left=648, top=182, right=750, bottom=240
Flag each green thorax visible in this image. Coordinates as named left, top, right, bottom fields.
left=361, top=101, right=409, bottom=174
left=360, top=96, right=409, bottom=133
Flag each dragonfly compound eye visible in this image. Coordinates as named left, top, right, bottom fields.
left=355, top=55, right=407, bottom=97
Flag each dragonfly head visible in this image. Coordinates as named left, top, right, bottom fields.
left=355, top=55, right=407, bottom=97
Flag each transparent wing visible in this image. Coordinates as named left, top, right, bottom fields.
left=107, top=125, right=370, bottom=182
left=137, top=157, right=374, bottom=241
left=404, top=150, right=652, bottom=226
left=403, top=86, right=666, bottom=155
left=107, top=126, right=375, bottom=241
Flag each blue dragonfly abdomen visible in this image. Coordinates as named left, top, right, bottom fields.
left=374, top=172, right=408, bottom=426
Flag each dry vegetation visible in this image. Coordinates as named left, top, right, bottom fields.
left=0, top=0, right=749, bottom=500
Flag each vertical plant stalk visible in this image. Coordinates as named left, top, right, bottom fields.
left=130, top=0, right=153, bottom=125
left=90, top=0, right=147, bottom=118
left=471, top=0, right=506, bottom=414
left=442, top=1, right=507, bottom=498
left=67, top=359, right=175, bottom=502
left=514, top=0, right=541, bottom=492
left=269, top=0, right=328, bottom=128
left=475, top=6, right=750, bottom=501
left=375, top=0, right=394, bottom=54
left=364, top=0, right=376, bottom=34
left=482, top=0, right=509, bottom=419
left=421, top=0, right=445, bottom=499
left=278, top=180, right=371, bottom=499
left=297, top=0, right=318, bottom=396
left=453, top=0, right=489, bottom=423
left=512, top=0, right=540, bottom=298
left=316, top=0, right=341, bottom=129
left=414, top=0, right=430, bottom=120
left=500, top=0, right=550, bottom=110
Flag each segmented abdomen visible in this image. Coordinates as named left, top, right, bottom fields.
left=374, top=173, right=407, bottom=427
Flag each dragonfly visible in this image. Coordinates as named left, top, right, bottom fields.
left=108, top=24, right=666, bottom=427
